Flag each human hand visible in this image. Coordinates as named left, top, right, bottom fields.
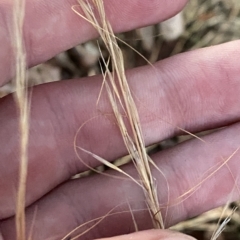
left=1, top=0, right=240, bottom=239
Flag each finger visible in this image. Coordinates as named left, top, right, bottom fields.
left=97, top=230, right=196, bottom=240
left=1, top=0, right=187, bottom=85
left=1, top=122, right=240, bottom=239
left=0, top=40, right=240, bottom=219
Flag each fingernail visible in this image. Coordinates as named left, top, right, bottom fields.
left=146, top=230, right=197, bottom=240
left=96, top=230, right=197, bottom=240
left=163, top=232, right=196, bottom=240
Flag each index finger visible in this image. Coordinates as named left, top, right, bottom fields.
left=1, top=0, right=187, bottom=85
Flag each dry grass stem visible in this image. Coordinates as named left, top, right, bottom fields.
left=76, top=0, right=164, bottom=229
left=12, top=0, right=29, bottom=239
left=211, top=206, right=238, bottom=240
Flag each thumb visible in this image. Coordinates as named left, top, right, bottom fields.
left=97, top=229, right=196, bottom=240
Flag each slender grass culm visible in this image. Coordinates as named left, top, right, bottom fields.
left=12, top=0, right=30, bottom=239
left=73, top=0, right=164, bottom=230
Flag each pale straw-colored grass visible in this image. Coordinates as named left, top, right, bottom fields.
left=211, top=205, right=238, bottom=240
left=73, top=0, right=164, bottom=229
left=12, top=0, right=30, bottom=239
